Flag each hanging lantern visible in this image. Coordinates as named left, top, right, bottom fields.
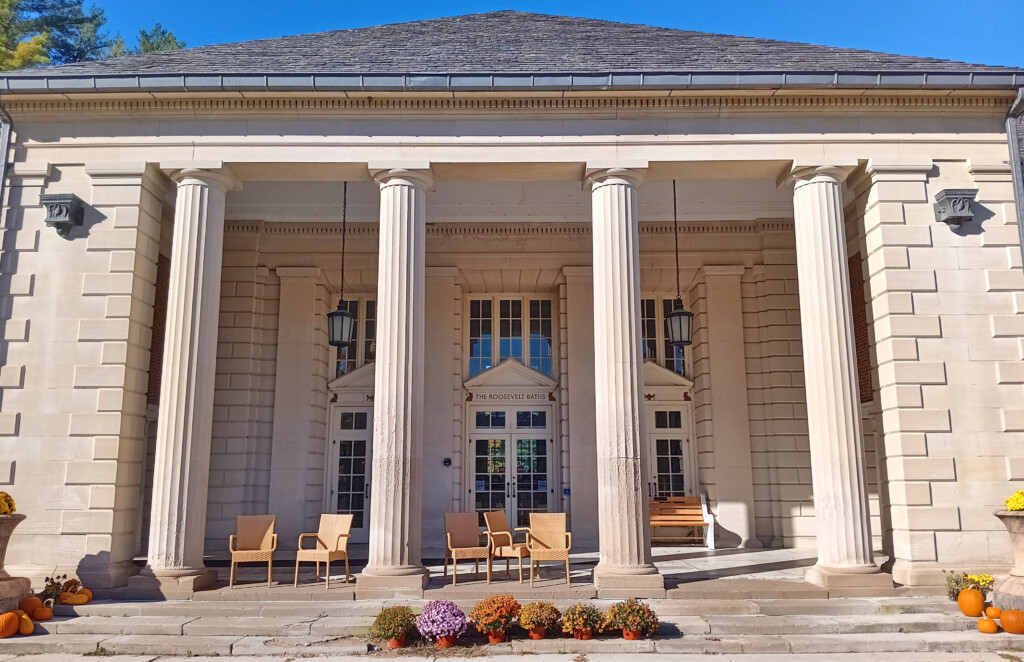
left=665, top=298, right=693, bottom=348
left=328, top=181, right=356, bottom=348
left=667, top=180, right=693, bottom=348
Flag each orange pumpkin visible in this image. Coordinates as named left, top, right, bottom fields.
left=958, top=588, right=985, bottom=617
left=64, top=593, right=88, bottom=606
left=978, top=617, right=999, bottom=634
left=12, top=609, right=25, bottom=618
left=18, top=613, right=33, bottom=636
left=32, top=603, right=53, bottom=622
left=77, top=588, right=93, bottom=603
left=0, top=611, right=18, bottom=638
left=1001, top=609, right=1024, bottom=635
left=18, top=596, right=42, bottom=615
left=987, top=606, right=1003, bottom=619
left=58, top=592, right=74, bottom=605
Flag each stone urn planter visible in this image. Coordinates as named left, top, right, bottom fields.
left=0, top=514, right=26, bottom=580
left=993, top=511, right=1024, bottom=610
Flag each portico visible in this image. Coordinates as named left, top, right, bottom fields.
left=2, top=12, right=1021, bottom=600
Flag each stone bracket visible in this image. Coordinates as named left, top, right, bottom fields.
left=40, top=192, right=85, bottom=237
left=933, top=188, right=978, bottom=229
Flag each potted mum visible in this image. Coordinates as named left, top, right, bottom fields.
left=997, top=490, right=1024, bottom=577
left=561, top=603, right=602, bottom=640
left=602, top=597, right=660, bottom=640
left=370, top=605, right=417, bottom=649
left=0, top=492, right=24, bottom=581
left=518, top=601, right=560, bottom=640
left=415, top=600, right=467, bottom=649
left=470, top=594, right=521, bottom=643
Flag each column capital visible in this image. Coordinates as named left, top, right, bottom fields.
left=778, top=162, right=857, bottom=190
left=585, top=167, right=646, bottom=190
left=370, top=167, right=434, bottom=190
left=169, top=166, right=241, bottom=193
left=274, top=266, right=321, bottom=281
left=699, top=265, right=746, bottom=280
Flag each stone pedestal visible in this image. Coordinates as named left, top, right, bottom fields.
left=788, top=165, right=891, bottom=591
left=993, top=511, right=1024, bottom=609
left=586, top=168, right=665, bottom=597
left=0, top=514, right=30, bottom=611
left=357, top=168, right=432, bottom=593
left=134, top=167, right=236, bottom=597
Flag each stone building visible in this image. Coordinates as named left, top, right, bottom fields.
left=1, top=11, right=1023, bottom=597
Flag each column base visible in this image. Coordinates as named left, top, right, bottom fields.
left=125, top=567, right=217, bottom=600
left=0, top=577, right=31, bottom=612
left=805, top=564, right=894, bottom=596
left=593, top=564, right=666, bottom=598
left=356, top=565, right=428, bottom=598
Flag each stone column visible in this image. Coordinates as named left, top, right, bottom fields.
left=587, top=168, right=665, bottom=596
left=787, top=165, right=891, bottom=590
left=357, top=168, right=432, bottom=594
left=130, top=167, right=236, bottom=597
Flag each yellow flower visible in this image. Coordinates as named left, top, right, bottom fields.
left=1005, top=490, right=1024, bottom=511
left=0, top=492, right=14, bottom=515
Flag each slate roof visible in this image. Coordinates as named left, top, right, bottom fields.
left=2, top=11, right=1022, bottom=93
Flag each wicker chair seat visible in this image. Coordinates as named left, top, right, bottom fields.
left=293, top=513, right=353, bottom=588
left=229, top=514, right=278, bottom=588
left=492, top=544, right=529, bottom=558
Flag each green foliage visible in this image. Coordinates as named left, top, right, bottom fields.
left=0, top=0, right=183, bottom=69
left=601, top=597, right=660, bottom=636
left=369, top=605, right=417, bottom=640
left=945, top=571, right=995, bottom=601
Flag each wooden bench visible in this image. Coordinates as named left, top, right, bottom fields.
left=649, top=494, right=715, bottom=549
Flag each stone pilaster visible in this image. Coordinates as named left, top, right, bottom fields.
left=586, top=168, right=665, bottom=596
left=702, top=265, right=762, bottom=548
left=357, top=168, right=432, bottom=594
left=131, top=166, right=236, bottom=597
left=787, top=165, right=891, bottom=591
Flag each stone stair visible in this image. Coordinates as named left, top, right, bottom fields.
left=0, top=596, right=1021, bottom=657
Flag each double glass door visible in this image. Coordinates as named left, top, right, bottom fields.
left=470, top=408, right=554, bottom=527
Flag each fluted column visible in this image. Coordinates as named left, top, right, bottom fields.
left=788, top=165, right=890, bottom=589
left=358, top=168, right=431, bottom=592
left=137, top=167, right=236, bottom=593
left=587, top=168, right=664, bottom=595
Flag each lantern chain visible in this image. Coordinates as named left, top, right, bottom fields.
left=339, top=181, right=347, bottom=304
left=673, top=179, right=681, bottom=301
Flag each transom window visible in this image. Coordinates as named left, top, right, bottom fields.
left=468, top=297, right=554, bottom=377
left=641, top=297, right=687, bottom=377
left=335, top=298, right=376, bottom=377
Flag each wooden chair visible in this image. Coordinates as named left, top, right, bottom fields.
left=443, top=512, right=490, bottom=585
left=294, top=513, right=353, bottom=588
left=229, top=514, right=278, bottom=588
left=483, top=510, right=530, bottom=583
left=527, top=512, right=572, bottom=586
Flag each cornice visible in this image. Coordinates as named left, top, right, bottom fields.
left=225, top=219, right=793, bottom=236
left=2, top=93, right=1013, bottom=116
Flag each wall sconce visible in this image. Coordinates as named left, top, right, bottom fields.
left=40, top=193, right=85, bottom=237
left=933, top=189, right=978, bottom=230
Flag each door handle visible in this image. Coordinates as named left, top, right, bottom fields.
left=506, top=482, right=511, bottom=498
left=365, top=484, right=370, bottom=498
left=512, top=482, right=517, bottom=498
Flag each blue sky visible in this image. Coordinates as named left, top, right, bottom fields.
left=101, top=0, right=1024, bottom=68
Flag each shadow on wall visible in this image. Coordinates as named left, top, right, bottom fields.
left=75, top=550, right=139, bottom=598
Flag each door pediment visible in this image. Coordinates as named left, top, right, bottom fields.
left=328, top=361, right=376, bottom=392
left=464, top=360, right=557, bottom=392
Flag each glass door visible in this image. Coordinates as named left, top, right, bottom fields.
left=469, top=407, right=554, bottom=527
left=645, top=407, right=694, bottom=498
left=327, top=407, right=372, bottom=543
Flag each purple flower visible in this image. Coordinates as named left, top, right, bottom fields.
left=415, top=600, right=468, bottom=641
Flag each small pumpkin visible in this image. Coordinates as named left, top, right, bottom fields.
left=1001, top=609, right=1024, bottom=635
left=77, top=588, right=93, bottom=603
left=957, top=588, right=985, bottom=617
left=0, top=611, right=18, bottom=638
left=58, top=592, right=74, bottom=605
left=978, top=617, right=999, bottom=634
left=12, top=609, right=25, bottom=618
left=987, top=606, right=1003, bottom=619
left=33, top=600, right=53, bottom=622
left=64, top=593, right=89, bottom=606
left=18, top=613, right=33, bottom=636
left=18, top=596, right=42, bottom=615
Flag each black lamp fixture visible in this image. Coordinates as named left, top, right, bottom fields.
left=665, top=180, right=694, bottom=348
left=327, top=181, right=356, bottom=348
